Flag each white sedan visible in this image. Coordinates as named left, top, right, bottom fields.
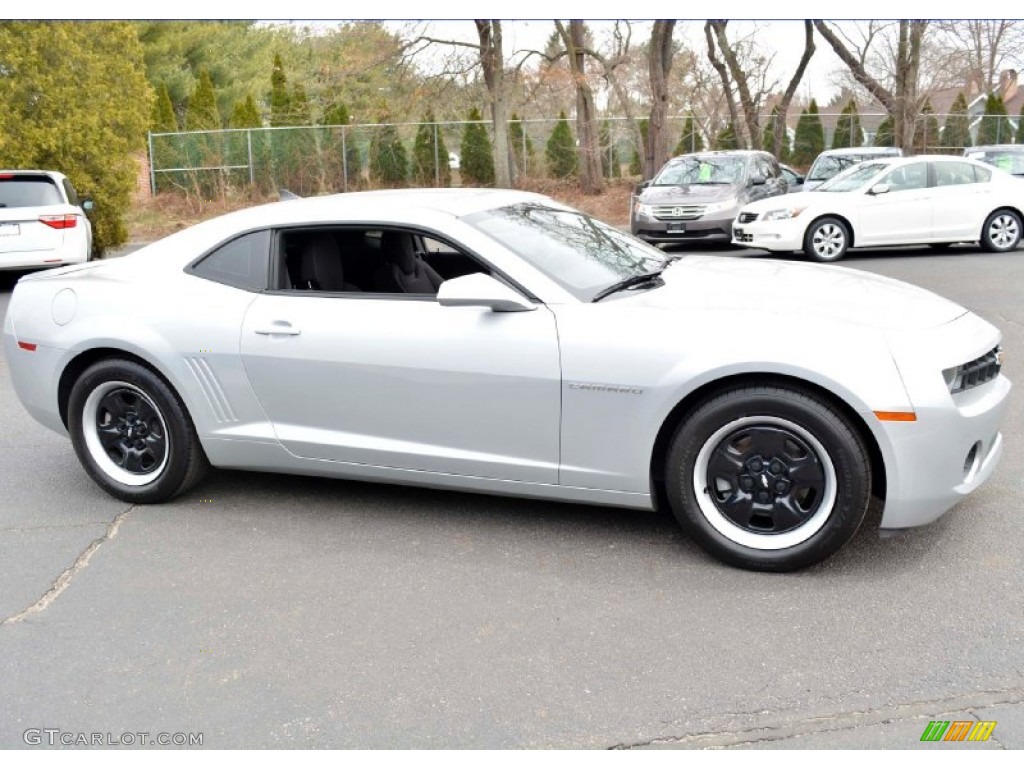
left=3, top=189, right=1011, bottom=571
left=732, top=155, right=1024, bottom=261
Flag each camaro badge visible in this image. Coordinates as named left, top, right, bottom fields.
left=568, top=383, right=644, bottom=395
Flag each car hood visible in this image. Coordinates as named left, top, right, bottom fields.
left=627, top=255, right=966, bottom=331
left=638, top=184, right=742, bottom=204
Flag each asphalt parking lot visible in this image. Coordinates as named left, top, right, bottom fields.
left=1, top=243, right=1022, bottom=749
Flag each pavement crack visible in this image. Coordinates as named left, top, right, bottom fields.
left=1, top=505, right=135, bottom=626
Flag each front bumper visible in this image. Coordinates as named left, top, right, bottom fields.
left=632, top=214, right=734, bottom=244
left=731, top=216, right=805, bottom=252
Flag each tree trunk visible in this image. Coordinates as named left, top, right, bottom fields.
left=704, top=21, right=744, bottom=148
left=709, top=21, right=759, bottom=150
left=475, top=20, right=513, bottom=187
left=557, top=20, right=603, bottom=194
left=646, top=20, right=676, bottom=178
left=773, top=21, right=816, bottom=157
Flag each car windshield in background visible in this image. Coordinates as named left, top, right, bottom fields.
left=464, top=204, right=667, bottom=302
left=816, top=162, right=890, bottom=193
left=807, top=155, right=883, bottom=182
left=0, top=176, right=63, bottom=208
left=966, top=149, right=1024, bottom=176
left=652, top=156, right=746, bottom=186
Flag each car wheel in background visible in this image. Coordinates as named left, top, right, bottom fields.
left=68, top=359, right=209, bottom=503
left=980, top=209, right=1022, bottom=253
left=665, top=384, right=871, bottom=571
left=803, top=216, right=850, bottom=262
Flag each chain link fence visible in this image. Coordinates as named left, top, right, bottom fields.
left=149, top=112, right=1019, bottom=198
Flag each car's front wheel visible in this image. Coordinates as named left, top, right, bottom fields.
left=980, top=209, right=1022, bottom=253
left=665, top=384, right=871, bottom=571
left=68, top=359, right=209, bottom=503
left=803, top=216, right=850, bottom=262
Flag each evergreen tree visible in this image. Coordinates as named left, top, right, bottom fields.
left=760, top=106, right=789, bottom=159
left=941, top=92, right=971, bottom=150
left=323, top=102, right=351, bottom=126
left=599, top=119, right=620, bottom=178
left=675, top=114, right=703, bottom=155
left=1017, top=104, right=1024, bottom=144
left=228, top=94, right=261, bottom=129
left=831, top=100, right=862, bottom=149
left=369, top=116, right=407, bottom=187
left=792, top=100, right=825, bottom=166
left=289, top=83, right=310, bottom=126
left=412, top=111, right=451, bottom=187
left=912, top=99, right=940, bottom=153
left=545, top=110, right=577, bottom=179
left=152, top=82, right=177, bottom=133
left=508, top=113, right=534, bottom=177
left=629, top=119, right=649, bottom=176
left=270, top=53, right=291, bottom=127
left=322, top=102, right=361, bottom=190
left=713, top=122, right=739, bottom=150
left=977, top=93, right=1012, bottom=145
left=874, top=115, right=895, bottom=147
left=460, top=107, right=495, bottom=185
left=186, top=69, right=220, bottom=130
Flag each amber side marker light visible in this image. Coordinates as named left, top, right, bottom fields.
left=874, top=410, right=917, bottom=422
left=17, top=341, right=37, bottom=352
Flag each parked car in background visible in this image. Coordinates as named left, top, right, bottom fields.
left=803, top=147, right=903, bottom=190
left=781, top=164, right=805, bottom=193
left=733, top=155, right=1023, bottom=261
left=448, top=152, right=460, bottom=171
left=965, top=145, right=1024, bottom=177
left=0, top=170, right=93, bottom=270
left=630, top=150, right=788, bottom=245
left=4, top=188, right=1010, bottom=571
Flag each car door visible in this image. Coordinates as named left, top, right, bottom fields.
left=855, top=161, right=932, bottom=245
left=239, top=227, right=562, bottom=484
left=929, top=161, right=996, bottom=241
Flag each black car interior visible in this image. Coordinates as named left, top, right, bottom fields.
left=276, top=227, right=487, bottom=295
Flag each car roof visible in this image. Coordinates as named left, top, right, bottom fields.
left=968, top=145, right=1024, bottom=152
left=669, top=150, right=768, bottom=160
left=0, top=169, right=68, bottom=180
left=815, top=147, right=902, bottom=157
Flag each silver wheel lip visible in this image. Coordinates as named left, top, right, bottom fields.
left=988, top=214, right=1020, bottom=249
left=811, top=222, right=845, bottom=258
left=82, top=381, right=170, bottom=487
left=692, top=416, right=838, bottom=551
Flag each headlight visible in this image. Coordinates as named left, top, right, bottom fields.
left=762, top=206, right=808, bottom=221
left=704, top=197, right=739, bottom=214
left=942, top=346, right=1002, bottom=393
left=634, top=201, right=653, bottom=217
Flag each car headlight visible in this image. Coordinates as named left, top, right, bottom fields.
left=634, top=201, right=653, bottom=218
left=942, top=346, right=1002, bottom=394
left=704, top=197, right=739, bottom=214
left=762, top=205, right=808, bottom=221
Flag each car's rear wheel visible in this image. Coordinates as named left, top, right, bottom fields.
left=665, top=384, right=871, bottom=571
left=980, top=209, right=1022, bottom=252
left=803, top=217, right=850, bottom=262
left=68, top=359, right=208, bottom=503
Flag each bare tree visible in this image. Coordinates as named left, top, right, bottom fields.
left=933, top=21, right=1024, bottom=94
left=772, top=21, right=816, bottom=158
left=704, top=22, right=744, bottom=146
left=646, top=21, right=676, bottom=177
left=555, top=20, right=603, bottom=194
left=814, top=20, right=928, bottom=150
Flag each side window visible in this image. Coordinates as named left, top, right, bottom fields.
left=974, top=164, right=993, bottom=183
left=191, top=230, right=270, bottom=292
left=276, top=226, right=490, bottom=297
left=881, top=162, right=927, bottom=192
left=934, top=161, right=979, bottom=187
left=62, top=179, right=80, bottom=206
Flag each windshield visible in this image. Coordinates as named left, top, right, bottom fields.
left=652, top=156, right=746, bottom=186
left=816, top=162, right=890, bottom=193
left=966, top=149, right=1024, bottom=176
left=808, top=154, right=893, bottom=182
left=463, top=204, right=668, bottom=301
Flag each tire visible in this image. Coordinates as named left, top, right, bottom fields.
left=68, top=359, right=209, bottom=503
left=664, top=384, right=871, bottom=572
left=803, top=217, right=850, bottom=262
left=980, top=209, right=1022, bottom=253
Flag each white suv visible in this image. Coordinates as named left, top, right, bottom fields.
left=0, top=170, right=93, bottom=270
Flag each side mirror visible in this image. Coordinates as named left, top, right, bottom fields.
left=81, top=198, right=94, bottom=213
left=437, top=273, right=535, bottom=313
left=869, top=183, right=890, bottom=196
left=635, top=180, right=651, bottom=193
left=795, top=175, right=805, bottom=184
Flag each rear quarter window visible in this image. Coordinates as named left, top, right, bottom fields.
left=189, top=230, right=271, bottom=292
left=0, top=176, right=64, bottom=208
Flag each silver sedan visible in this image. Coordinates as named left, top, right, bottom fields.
left=2, top=189, right=1011, bottom=571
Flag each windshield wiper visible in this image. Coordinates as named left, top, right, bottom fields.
left=592, top=255, right=680, bottom=303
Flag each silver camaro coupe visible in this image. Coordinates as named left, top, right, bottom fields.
left=3, top=189, right=1010, bottom=571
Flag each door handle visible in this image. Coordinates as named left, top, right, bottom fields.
left=253, top=322, right=301, bottom=336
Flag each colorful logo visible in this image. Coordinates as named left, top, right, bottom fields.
left=920, top=720, right=996, bottom=742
